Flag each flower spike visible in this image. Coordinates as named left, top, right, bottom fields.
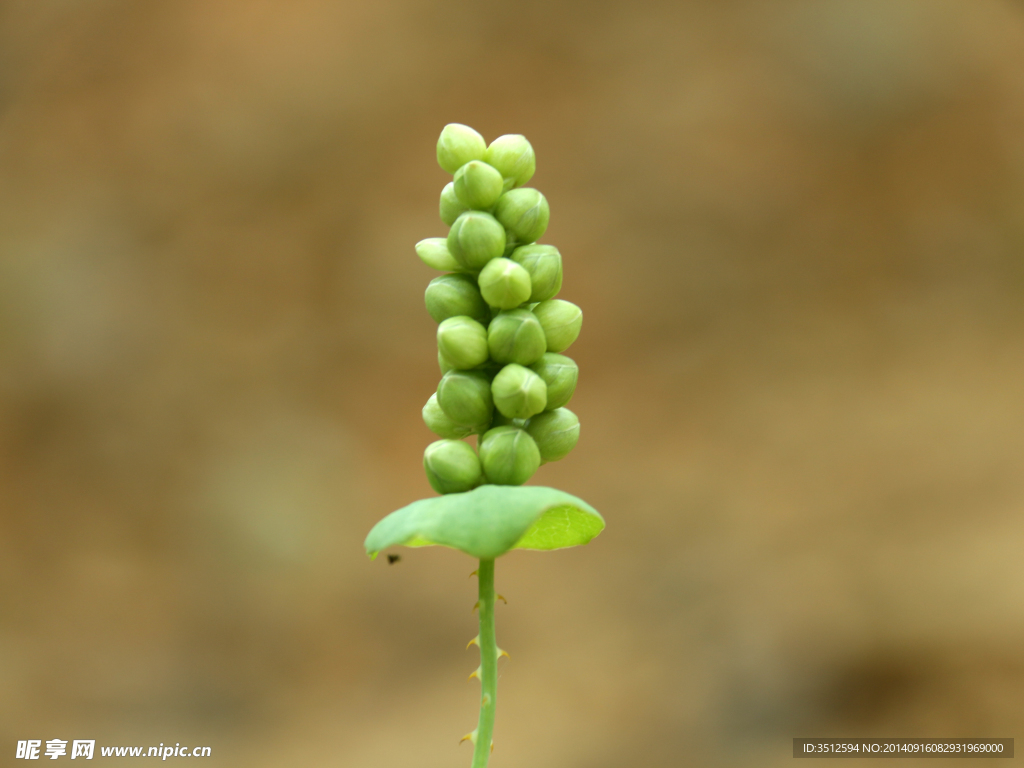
left=361, top=125, right=605, bottom=768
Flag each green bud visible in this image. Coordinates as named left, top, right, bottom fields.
left=423, top=393, right=475, bottom=439
left=453, top=160, right=504, bottom=210
left=487, top=308, right=547, bottom=366
left=478, top=426, right=540, bottom=485
left=533, top=299, right=582, bottom=352
left=478, top=257, right=532, bottom=310
left=510, top=244, right=562, bottom=301
left=415, top=237, right=461, bottom=271
left=424, top=273, right=489, bottom=324
left=437, top=123, right=486, bottom=174
left=437, top=369, right=493, bottom=428
left=423, top=439, right=483, bottom=494
left=525, top=407, right=579, bottom=462
left=439, top=182, right=469, bottom=226
left=447, top=211, right=506, bottom=271
left=529, top=352, right=578, bottom=410
left=492, top=363, right=547, bottom=420
left=494, top=188, right=549, bottom=244
left=437, top=316, right=489, bottom=370
left=484, top=134, right=536, bottom=192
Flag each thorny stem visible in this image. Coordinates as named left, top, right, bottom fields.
left=472, top=558, right=497, bottom=768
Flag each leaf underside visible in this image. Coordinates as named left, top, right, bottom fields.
left=364, top=485, right=604, bottom=560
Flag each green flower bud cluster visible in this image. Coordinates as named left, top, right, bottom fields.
left=416, top=124, right=584, bottom=493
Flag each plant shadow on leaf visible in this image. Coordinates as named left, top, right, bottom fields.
left=364, top=485, right=603, bottom=560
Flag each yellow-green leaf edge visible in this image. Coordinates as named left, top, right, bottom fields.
left=364, top=485, right=604, bottom=560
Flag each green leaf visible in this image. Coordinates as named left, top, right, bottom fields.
left=364, top=485, right=604, bottom=560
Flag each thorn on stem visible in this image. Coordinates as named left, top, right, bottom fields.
left=466, top=635, right=479, bottom=649
left=471, top=601, right=480, bottom=613
left=469, top=570, right=478, bottom=578
left=496, top=594, right=507, bottom=604
left=468, top=666, right=482, bottom=681
left=460, top=730, right=477, bottom=746
left=497, top=647, right=510, bottom=660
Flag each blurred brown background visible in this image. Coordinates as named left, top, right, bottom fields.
left=2, top=0, right=1024, bottom=765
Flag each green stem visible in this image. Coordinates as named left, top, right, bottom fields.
left=472, top=558, right=497, bottom=768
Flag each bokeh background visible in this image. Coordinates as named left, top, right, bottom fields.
left=2, top=0, right=1024, bottom=765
